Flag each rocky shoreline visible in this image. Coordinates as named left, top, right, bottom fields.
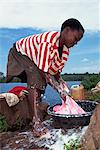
left=0, top=95, right=100, bottom=150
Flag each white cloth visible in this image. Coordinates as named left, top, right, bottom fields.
left=0, top=93, right=19, bottom=107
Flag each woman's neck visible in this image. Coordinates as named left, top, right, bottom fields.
left=58, top=36, right=63, bottom=58
left=59, top=32, right=65, bottom=47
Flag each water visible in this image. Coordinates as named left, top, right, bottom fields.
left=0, top=81, right=81, bottom=105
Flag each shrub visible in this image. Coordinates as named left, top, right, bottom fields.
left=81, top=74, right=100, bottom=90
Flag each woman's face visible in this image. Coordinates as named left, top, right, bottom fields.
left=60, top=27, right=84, bottom=48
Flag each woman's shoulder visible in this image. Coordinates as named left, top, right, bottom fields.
left=39, top=31, right=60, bottom=44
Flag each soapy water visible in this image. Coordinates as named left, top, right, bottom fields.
left=1, top=119, right=88, bottom=150
left=30, top=119, right=88, bottom=150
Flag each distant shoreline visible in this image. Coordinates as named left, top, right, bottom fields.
left=0, top=73, right=99, bottom=83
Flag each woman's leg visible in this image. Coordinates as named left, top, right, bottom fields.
left=6, top=45, right=27, bottom=83
left=28, top=86, right=48, bottom=137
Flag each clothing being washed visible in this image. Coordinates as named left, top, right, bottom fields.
left=53, top=96, right=86, bottom=115
left=45, top=74, right=86, bottom=115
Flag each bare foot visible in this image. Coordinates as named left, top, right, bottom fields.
left=33, top=121, right=49, bottom=137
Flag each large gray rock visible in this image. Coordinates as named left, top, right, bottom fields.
left=81, top=104, right=100, bottom=150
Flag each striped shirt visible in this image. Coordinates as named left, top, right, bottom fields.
left=16, top=31, right=69, bottom=75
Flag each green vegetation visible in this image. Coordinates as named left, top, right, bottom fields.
left=0, top=76, right=21, bottom=83
left=0, top=115, right=9, bottom=132
left=63, top=139, right=80, bottom=150
left=81, top=74, right=100, bottom=90
left=0, top=114, right=27, bottom=132
left=0, top=76, right=6, bottom=83
left=81, top=73, right=100, bottom=101
left=85, top=91, right=100, bottom=101
left=61, top=72, right=100, bottom=82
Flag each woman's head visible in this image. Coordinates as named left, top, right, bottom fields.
left=60, top=18, right=85, bottom=48
left=61, top=18, right=84, bottom=32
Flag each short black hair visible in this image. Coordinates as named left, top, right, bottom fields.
left=61, top=18, right=85, bottom=33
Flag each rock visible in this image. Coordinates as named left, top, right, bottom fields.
left=0, top=96, right=32, bottom=128
left=0, top=96, right=49, bottom=129
left=81, top=104, right=100, bottom=150
left=91, top=81, right=100, bottom=93
left=0, top=131, right=48, bottom=150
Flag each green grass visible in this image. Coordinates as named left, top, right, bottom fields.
left=0, top=115, right=9, bottom=132
left=0, top=115, right=26, bottom=132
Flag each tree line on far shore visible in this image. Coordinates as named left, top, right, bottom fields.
left=61, top=72, right=99, bottom=81
left=0, top=72, right=100, bottom=90
left=62, top=72, right=100, bottom=90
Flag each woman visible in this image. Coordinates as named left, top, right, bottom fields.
left=6, top=18, right=85, bottom=137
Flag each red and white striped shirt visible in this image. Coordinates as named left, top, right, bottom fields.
left=16, top=31, right=69, bottom=75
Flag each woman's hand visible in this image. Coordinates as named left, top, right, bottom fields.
left=59, top=78, right=70, bottom=93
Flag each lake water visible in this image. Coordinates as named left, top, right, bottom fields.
left=0, top=81, right=81, bottom=105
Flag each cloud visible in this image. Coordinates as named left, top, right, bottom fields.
left=81, top=58, right=89, bottom=62
left=0, top=0, right=99, bottom=30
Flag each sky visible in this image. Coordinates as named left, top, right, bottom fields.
left=0, top=0, right=100, bottom=75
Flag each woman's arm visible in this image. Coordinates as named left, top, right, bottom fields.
left=44, top=73, right=70, bottom=101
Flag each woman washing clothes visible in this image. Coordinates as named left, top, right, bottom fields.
left=6, top=18, right=85, bottom=137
